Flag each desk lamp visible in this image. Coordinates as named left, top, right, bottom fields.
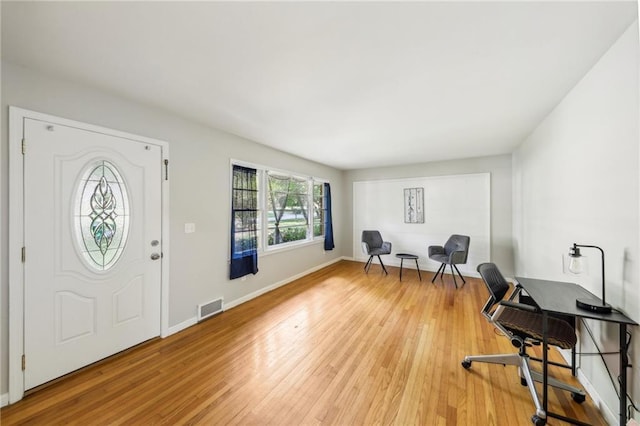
left=567, top=243, right=612, bottom=314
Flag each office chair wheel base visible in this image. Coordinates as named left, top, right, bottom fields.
left=571, top=392, right=586, bottom=403
left=461, top=360, right=471, bottom=369
left=531, top=415, right=546, bottom=426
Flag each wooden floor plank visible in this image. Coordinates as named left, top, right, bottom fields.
left=1, top=260, right=607, bottom=425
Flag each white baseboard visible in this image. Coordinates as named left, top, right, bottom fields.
left=1, top=392, right=9, bottom=407
left=164, top=316, right=198, bottom=337
left=224, top=257, right=344, bottom=311
left=351, top=256, right=482, bottom=278
left=163, top=257, right=346, bottom=338
left=576, top=367, right=617, bottom=425
left=557, top=348, right=616, bottom=425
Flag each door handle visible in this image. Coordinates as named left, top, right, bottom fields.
left=150, top=253, right=161, bottom=260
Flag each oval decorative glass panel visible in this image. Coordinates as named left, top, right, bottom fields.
left=74, top=160, right=130, bottom=271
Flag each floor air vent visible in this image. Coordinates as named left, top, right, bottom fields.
left=198, top=298, right=223, bottom=321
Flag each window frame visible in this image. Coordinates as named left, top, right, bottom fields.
left=230, top=164, right=259, bottom=279
left=312, top=181, right=325, bottom=239
left=230, top=159, right=328, bottom=256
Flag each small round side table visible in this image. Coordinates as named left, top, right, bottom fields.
left=395, top=253, right=422, bottom=281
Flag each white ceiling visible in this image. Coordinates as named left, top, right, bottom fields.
left=2, top=1, right=637, bottom=170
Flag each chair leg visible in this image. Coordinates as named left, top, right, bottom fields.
left=433, top=263, right=460, bottom=288
left=364, top=256, right=374, bottom=273
left=462, top=351, right=585, bottom=422
left=431, top=263, right=445, bottom=283
left=520, top=356, right=546, bottom=420
left=377, top=255, right=388, bottom=275
left=462, top=353, right=521, bottom=367
left=529, top=370, right=585, bottom=396
left=450, top=264, right=458, bottom=288
left=462, top=353, right=546, bottom=421
left=453, top=264, right=466, bottom=285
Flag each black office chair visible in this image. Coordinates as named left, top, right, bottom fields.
left=461, top=263, right=585, bottom=426
left=428, top=234, right=470, bottom=288
left=361, top=230, right=392, bottom=275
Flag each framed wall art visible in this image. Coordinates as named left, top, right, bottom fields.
left=404, top=187, right=424, bottom=223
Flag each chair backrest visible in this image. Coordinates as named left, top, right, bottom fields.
left=476, top=262, right=577, bottom=349
left=362, top=230, right=384, bottom=251
left=477, top=262, right=510, bottom=313
left=444, top=234, right=470, bottom=262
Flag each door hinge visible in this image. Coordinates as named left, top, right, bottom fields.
left=22, top=354, right=26, bottom=371
left=21, top=247, right=26, bottom=263
left=21, top=138, right=26, bottom=155
left=164, top=159, right=169, bottom=181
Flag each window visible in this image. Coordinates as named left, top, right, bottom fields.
left=232, top=161, right=328, bottom=254
left=266, top=172, right=309, bottom=246
left=230, top=165, right=258, bottom=279
left=74, top=160, right=130, bottom=271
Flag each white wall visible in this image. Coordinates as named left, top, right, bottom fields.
left=345, top=154, right=514, bottom=276
left=353, top=174, right=490, bottom=276
left=0, top=61, right=346, bottom=396
left=513, top=21, right=640, bottom=423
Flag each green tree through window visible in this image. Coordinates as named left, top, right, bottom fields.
left=267, top=172, right=308, bottom=246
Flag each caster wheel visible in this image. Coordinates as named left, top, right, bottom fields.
left=572, top=392, right=586, bottom=404
left=461, top=360, right=471, bottom=369
left=520, top=377, right=528, bottom=386
left=531, top=415, right=546, bottom=426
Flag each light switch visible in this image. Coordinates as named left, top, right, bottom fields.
left=184, top=223, right=196, bottom=233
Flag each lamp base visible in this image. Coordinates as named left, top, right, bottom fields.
left=576, top=298, right=612, bottom=314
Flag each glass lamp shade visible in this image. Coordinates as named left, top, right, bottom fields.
left=568, top=254, right=586, bottom=274
left=563, top=251, right=588, bottom=275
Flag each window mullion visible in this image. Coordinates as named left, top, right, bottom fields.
left=260, top=169, right=267, bottom=253
left=308, top=180, right=315, bottom=241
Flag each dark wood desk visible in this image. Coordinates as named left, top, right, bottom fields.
left=516, top=277, right=637, bottom=426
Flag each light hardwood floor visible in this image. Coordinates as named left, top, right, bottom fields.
left=1, top=260, right=606, bottom=425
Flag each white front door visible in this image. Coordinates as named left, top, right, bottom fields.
left=23, top=117, right=163, bottom=389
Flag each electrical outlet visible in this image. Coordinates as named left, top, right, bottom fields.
left=184, top=223, right=196, bottom=233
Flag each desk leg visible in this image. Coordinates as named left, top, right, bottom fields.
left=542, top=312, right=548, bottom=418
left=620, top=323, right=628, bottom=426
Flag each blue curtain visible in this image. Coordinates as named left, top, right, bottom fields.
left=230, top=165, right=258, bottom=279
left=323, top=182, right=335, bottom=251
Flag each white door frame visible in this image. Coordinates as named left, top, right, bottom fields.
left=8, top=107, right=171, bottom=403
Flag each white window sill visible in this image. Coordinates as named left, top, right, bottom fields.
left=260, top=238, right=325, bottom=257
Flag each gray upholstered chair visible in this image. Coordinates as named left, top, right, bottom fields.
left=428, top=234, right=470, bottom=288
left=361, top=230, right=392, bottom=274
left=462, top=263, right=585, bottom=425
